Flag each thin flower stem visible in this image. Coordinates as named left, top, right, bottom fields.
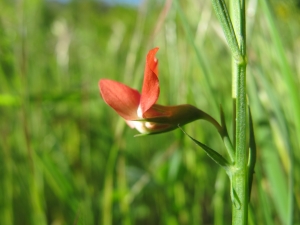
left=220, top=107, right=235, bottom=163
left=179, top=127, right=231, bottom=170
left=201, top=110, right=235, bottom=163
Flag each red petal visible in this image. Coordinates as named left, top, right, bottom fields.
left=99, top=79, right=140, bottom=120
left=140, top=47, right=160, bottom=114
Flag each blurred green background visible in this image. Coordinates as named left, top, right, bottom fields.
left=0, top=0, right=299, bottom=224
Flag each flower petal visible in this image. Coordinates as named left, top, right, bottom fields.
left=99, top=79, right=140, bottom=120
left=143, top=104, right=205, bottom=125
left=140, top=47, right=160, bottom=114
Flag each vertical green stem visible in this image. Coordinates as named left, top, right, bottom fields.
left=209, top=0, right=249, bottom=222
left=230, top=0, right=248, bottom=224
left=232, top=63, right=248, bottom=225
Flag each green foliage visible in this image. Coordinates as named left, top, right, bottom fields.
left=0, top=0, right=299, bottom=224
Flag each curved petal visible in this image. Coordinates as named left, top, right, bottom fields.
left=99, top=79, right=140, bottom=120
left=143, top=104, right=205, bottom=125
left=140, top=47, right=160, bottom=114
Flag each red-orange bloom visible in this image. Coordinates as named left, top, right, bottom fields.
left=99, top=47, right=206, bottom=135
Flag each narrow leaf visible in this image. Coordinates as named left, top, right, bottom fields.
left=179, top=126, right=231, bottom=170
left=248, top=106, right=256, bottom=200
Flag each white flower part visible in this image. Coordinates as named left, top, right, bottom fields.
left=137, top=104, right=143, bottom=118
left=145, top=122, right=155, bottom=129
left=130, top=121, right=148, bottom=134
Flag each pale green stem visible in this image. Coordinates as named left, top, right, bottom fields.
left=230, top=0, right=248, bottom=224
left=232, top=61, right=248, bottom=225
left=209, top=0, right=249, bottom=223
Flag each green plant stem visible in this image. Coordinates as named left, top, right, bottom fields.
left=232, top=62, right=248, bottom=225
left=230, top=0, right=248, bottom=224
left=209, top=0, right=249, bottom=222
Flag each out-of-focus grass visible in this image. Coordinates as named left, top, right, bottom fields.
left=0, top=0, right=299, bottom=224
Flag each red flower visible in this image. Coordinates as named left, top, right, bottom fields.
left=99, top=47, right=206, bottom=135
